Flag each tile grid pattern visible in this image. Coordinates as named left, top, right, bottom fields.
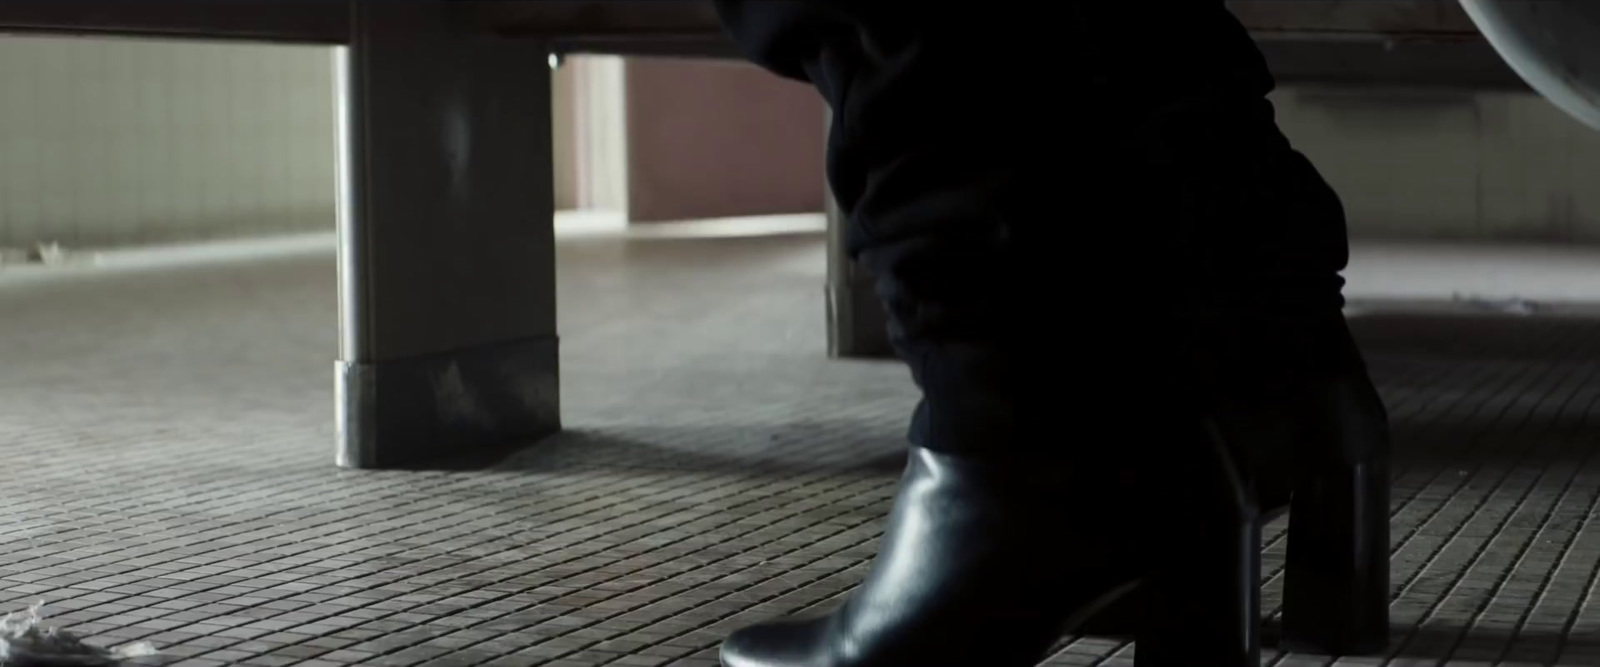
left=4, top=235, right=1600, bottom=665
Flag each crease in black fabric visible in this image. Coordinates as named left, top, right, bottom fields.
left=711, top=1, right=1353, bottom=455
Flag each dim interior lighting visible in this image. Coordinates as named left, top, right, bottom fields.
left=548, top=53, right=562, bottom=70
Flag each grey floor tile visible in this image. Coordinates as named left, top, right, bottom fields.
left=4, top=235, right=1599, bottom=665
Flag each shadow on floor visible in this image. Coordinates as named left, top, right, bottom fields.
left=350, top=311, right=1600, bottom=664
left=508, top=428, right=910, bottom=476
left=1355, top=313, right=1600, bottom=470
left=1383, top=623, right=1600, bottom=660
left=428, top=313, right=1600, bottom=478
left=1256, top=619, right=1600, bottom=660
left=1352, top=312, right=1600, bottom=364
left=416, top=428, right=909, bottom=478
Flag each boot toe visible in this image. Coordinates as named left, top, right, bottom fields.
left=719, top=616, right=832, bottom=667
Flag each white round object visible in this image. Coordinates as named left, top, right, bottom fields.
left=1460, top=0, right=1600, bottom=131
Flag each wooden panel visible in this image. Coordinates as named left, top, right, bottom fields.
left=1258, top=38, right=1528, bottom=90
left=0, top=1, right=727, bottom=48
left=1228, top=0, right=1480, bottom=39
left=468, top=1, right=721, bottom=39
left=466, top=1, right=732, bottom=57
left=0, top=1, right=348, bottom=43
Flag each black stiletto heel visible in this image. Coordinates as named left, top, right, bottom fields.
left=1135, top=420, right=1262, bottom=667
left=1279, top=380, right=1391, bottom=655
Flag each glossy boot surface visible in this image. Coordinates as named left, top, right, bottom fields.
left=1134, top=419, right=1263, bottom=667
left=719, top=447, right=1149, bottom=667
left=1279, top=372, right=1391, bottom=654
left=1073, top=367, right=1391, bottom=658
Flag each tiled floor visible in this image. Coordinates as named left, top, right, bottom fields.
left=4, top=232, right=1600, bottom=665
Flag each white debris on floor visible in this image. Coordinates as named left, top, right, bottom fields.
left=0, top=603, right=156, bottom=666
left=27, top=243, right=74, bottom=267
left=1451, top=292, right=1544, bottom=315
left=0, top=244, right=98, bottom=270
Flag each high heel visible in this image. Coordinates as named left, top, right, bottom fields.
left=1074, top=375, right=1390, bottom=663
left=1280, top=378, right=1391, bottom=654
left=1134, top=419, right=1261, bottom=667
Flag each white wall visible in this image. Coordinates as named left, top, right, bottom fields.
left=567, top=55, right=628, bottom=214
left=1274, top=85, right=1600, bottom=243
left=552, top=56, right=577, bottom=211
left=0, top=34, right=338, bottom=249
left=11, top=34, right=1596, bottom=250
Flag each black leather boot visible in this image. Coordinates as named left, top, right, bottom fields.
left=1073, top=321, right=1392, bottom=662
left=718, top=446, right=1153, bottom=667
